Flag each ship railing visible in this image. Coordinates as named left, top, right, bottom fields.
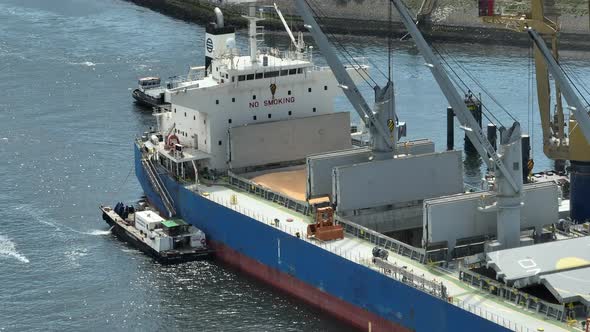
left=226, top=171, right=312, bottom=216
left=257, top=47, right=312, bottom=63
left=458, top=267, right=566, bottom=322
left=334, top=216, right=428, bottom=264
left=314, top=57, right=369, bottom=73
left=373, top=257, right=449, bottom=299
left=205, top=190, right=455, bottom=301
left=453, top=298, right=536, bottom=332
left=166, top=66, right=206, bottom=89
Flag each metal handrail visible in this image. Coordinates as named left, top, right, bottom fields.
left=458, top=267, right=566, bottom=322
left=454, top=298, right=534, bottom=332
left=335, top=215, right=427, bottom=263
left=206, top=191, right=447, bottom=301
left=226, top=171, right=311, bottom=215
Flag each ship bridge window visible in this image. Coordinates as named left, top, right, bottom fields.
left=288, top=69, right=296, bottom=75
left=216, top=99, right=219, bottom=105
left=238, top=75, right=245, bottom=81
left=280, top=70, right=288, bottom=76
left=232, top=76, right=235, bottom=82
left=264, top=71, right=279, bottom=78
left=246, top=74, right=254, bottom=80
left=252, top=95, right=256, bottom=100
left=255, top=73, right=263, bottom=79
left=232, top=97, right=235, bottom=103
left=324, top=85, right=328, bottom=91
left=218, top=140, right=222, bottom=146
left=308, top=88, right=312, bottom=92
left=297, top=68, right=303, bottom=74
left=288, top=90, right=291, bottom=95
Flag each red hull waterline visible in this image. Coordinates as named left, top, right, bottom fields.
left=211, top=240, right=411, bottom=332
left=143, top=198, right=409, bottom=331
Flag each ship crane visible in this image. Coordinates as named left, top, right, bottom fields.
left=295, top=0, right=400, bottom=158
left=389, top=0, right=525, bottom=249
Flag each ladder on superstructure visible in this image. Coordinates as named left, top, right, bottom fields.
left=141, top=157, right=176, bottom=218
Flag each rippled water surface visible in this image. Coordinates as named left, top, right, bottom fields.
left=0, top=0, right=589, bottom=331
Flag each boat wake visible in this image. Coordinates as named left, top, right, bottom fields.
left=82, top=228, right=112, bottom=236
left=0, top=235, right=29, bottom=263
left=24, top=205, right=112, bottom=236
left=69, top=61, right=98, bottom=67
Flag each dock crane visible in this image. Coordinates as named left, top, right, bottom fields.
left=527, top=27, right=590, bottom=222
left=296, top=0, right=525, bottom=249
left=479, top=0, right=590, bottom=222
left=480, top=0, right=575, bottom=165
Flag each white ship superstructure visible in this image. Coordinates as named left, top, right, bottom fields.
left=154, top=6, right=368, bottom=171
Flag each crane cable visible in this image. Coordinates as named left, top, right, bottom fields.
left=306, top=0, right=381, bottom=87
left=560, top=62, right=590, bottom=108
left=435, top=44, right=518, bottom=124
left=431, top=44, right=504, bottom=128
left=528, top=43, right=535, bottom=158
left=304, top=0, right=379, bottom=89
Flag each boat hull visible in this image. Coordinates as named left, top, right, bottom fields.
left=134, top=144, right=508, bottom=331
left=102, top=208, right=212, bottom=264
left=132, top=89, right=166, bottom=108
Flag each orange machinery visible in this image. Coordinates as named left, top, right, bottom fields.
left=306, top=206, right=344, bottom=241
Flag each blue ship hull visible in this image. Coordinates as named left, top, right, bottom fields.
left=134, top=144, right=507, bottom=331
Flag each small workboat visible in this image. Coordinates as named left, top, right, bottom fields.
left=132, top=77, right=166, bottom=108
left=100, top=202, right=213, bottom=264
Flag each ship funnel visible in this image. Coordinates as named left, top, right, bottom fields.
left=205, top=8, right=236, bottom=75
left=214, top=7, right=224, bottom=28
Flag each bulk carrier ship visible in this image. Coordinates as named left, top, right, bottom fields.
left=132, top=2, right=590, bottom=331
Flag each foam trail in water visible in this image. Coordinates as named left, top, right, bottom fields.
left=83, top=229, right=112, bottom=236
left=69, top=61, right=97, bottom=67
left=24, top=205, right=112, bottom=236
left=0, top=235, right=29, bottom=263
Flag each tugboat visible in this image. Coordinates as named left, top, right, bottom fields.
left=132, top=77, right=167, bottom=108
left=100, top=202, right=213, bottom=264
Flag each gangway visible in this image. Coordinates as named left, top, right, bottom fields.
left=141, top=157, right=176, bottom=218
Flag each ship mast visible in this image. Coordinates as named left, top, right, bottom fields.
left=243, top=6, right=263, bottom=65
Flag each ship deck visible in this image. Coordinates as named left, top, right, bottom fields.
left=186, top=181, right=576, bottom=332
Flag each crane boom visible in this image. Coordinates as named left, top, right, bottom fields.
left=389, top=0, right=521, bottom=193
left=273, top=3, right=299, bottom=51
left=294, top=0, right=396, bottom=152
left=527, top=28, right=590, bottom=145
